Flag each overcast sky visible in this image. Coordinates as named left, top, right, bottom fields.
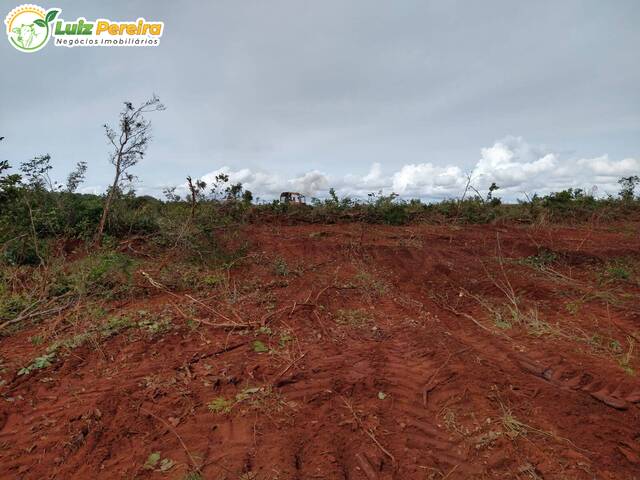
left=2, top=0, right=639, bottom=201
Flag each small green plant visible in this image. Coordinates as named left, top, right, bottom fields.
left=605, top=263, right=631, bottom=281
left=208, top=397, right=233, bottom=414
left=256, top=325, right=272, bottom=336
left=278, top=330, right=293, bottom=348
left=609, top=339, right=622, bottom=352
left=48, top=331, right=92, bottom=352
left=521, top=248, right=557, bottom=269
left=143, top=452, right=174, bottom=472
left=353, top=270, right=388, bottom=296
left=186, top=318, right=199, bottom=330
left=208, top=387, right=267, bottom=415
left=492, top=311, right=513, bottom=330
left=18, top=352, right=56, bottom=375
left=273, top=257, right=289, bottom=276
left=101, top=315, right=136, bottom=337
left=237, top=386, right=284, bottom=414
left=144, top=452, right=161, bottom=470
left=203, top=271, right=226, bottom=287
left=30, top=335, right=44, bottom=345
left=252, top=340, right=269, bottom=353
left=565, top=300, right=581, bottom=315
left=137, top=311, right=172, bottom=335
left=183, top=473, right=202, bottom=480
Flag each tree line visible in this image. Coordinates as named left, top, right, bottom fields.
left=1, top=95, right=639, bottom=266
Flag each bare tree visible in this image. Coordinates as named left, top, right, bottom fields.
left=95, top=95, right=165, bottom=245
left=186, top=176, right=206, bottom=221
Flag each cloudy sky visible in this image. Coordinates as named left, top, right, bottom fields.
left=2, top=0, right=639, bottom=201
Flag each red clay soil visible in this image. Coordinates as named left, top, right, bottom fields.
left=1, top=222, right=640, bottom=479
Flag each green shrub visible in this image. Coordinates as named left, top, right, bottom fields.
left=71, top=251, right=136, bottom=297
left=101, top=315, right=136, bottom=337
left=0, top=293, right=30, bottom=321
left=2, top=237, right=43, bottom=266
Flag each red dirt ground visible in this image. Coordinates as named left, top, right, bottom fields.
left=1, top=222, right=640, bottom=479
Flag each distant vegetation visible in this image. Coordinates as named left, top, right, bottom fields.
left=1, top=96, right=639, bottom=267
left=2, top=151, right=639, bottom=267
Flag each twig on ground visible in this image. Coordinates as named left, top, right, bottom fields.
left=340, top=396, right=397, bottom=468
left=184, top=294, right=235, bottom=324
left=439, top=301, right=496, bottom=334
left=314, top=284, right=358, bottom=303
left=442, top=465, right=460, bottom=479
left=0, top=296, right=74, bottom=331
left=260, top=305, right=292, bottom=326
left=260, top=301, right=315, bottom=326
left=188, top=340, right=249, bottom=366
left=195, top=318, right=253, bottom=329
left=271, top=352, right=307, bottom=385
left=141, top=270, right=239, bottom=325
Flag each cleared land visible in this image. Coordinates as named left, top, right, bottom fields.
left=1, top=222, right=640, bottom=479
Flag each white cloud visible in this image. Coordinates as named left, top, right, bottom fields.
left=473, top=136, right=558, bottom=188
left=577, top=156, right=640, bottom=176
left=391, top=163, right=465, bottom=197
left=160, top=136, right=638, bottom=201
left=291, top=171, right=330, bottom=196
left=469, top=137, right=638, bottom=197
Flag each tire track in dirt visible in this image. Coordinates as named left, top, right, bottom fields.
left=511, top=351, right=640, bottom=410
left=393, top=279, right=640, bottom=477
left=273, top=342, right=380, bottom=479
left=271, top=320, right=487, bottom=478
left=361, top=235, right=640, bottom=476
left=374, top=337, right=482, bottom=477
left=429, top=294, right=640, bottom=416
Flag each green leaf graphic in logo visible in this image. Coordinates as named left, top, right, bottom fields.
left=34, top=19, right=46, bottom=28
left=45, top=10, right=59, bottom=23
